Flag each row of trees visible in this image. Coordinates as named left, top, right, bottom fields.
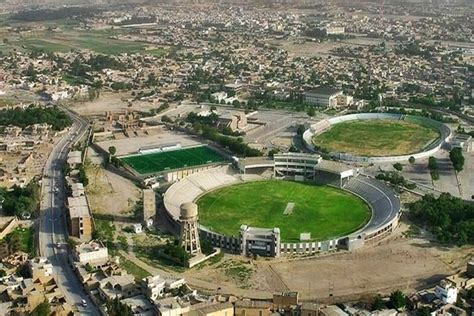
left=364, top=290, right=407, bottom=311
left=200, top=125, right=261, bottom=157
left=375, top=171, right=416, bottom=190
left=409, top=193, right=474, bottom=245
left=0, top=105, right=72, bottom=131
left=185, top=112, right=261, bottom=157
left=11, top=7, right=98, bottom=21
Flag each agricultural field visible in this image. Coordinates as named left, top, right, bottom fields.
left=312, top=119, right=440, bottom=157
left=196, top=181, right=370, bottom=242
left=121, top=146, right=226, bottom=175
left=0, top=30, right=168, bottom=56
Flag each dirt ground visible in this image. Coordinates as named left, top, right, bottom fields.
left=0, top=135, right=61, bottom=188
left=85, top=159, right=140, bottom=218
left=180, top=222, right=472, bottom=302
left=268, top=37, right=383, bottom=58
left=70, top=91, right=158, bottom=117
left=95, top=130, right=203, bottom=156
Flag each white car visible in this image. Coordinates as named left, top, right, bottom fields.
left=81, top=299, right=87, bottom=307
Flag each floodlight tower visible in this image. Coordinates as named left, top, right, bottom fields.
left=179, top=203, right=202, bottom=255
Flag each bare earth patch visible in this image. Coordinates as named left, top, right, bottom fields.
left=180, top=223, right=467, bottom=302
left=70, top=91, right=158, bottom=117
left=85, top=162, right=140, bottom=217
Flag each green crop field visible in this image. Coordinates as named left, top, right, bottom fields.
left=121, top=146, right=225, bottom=175
left=196, top=181, right=370, bottom=242
left=312, top=119, right=440, bottom=157
left=0, top=29, right=169, bottom=56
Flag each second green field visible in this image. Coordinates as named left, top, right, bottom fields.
left=196, top=181, right=370, bottom=242
left=312, top=119, right=440, bottom=157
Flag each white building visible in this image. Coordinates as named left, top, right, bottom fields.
left=211, top=92, right=227, bottom=103
left=67, top=151, right=82, bottom=169
left=434, top=280, right=458, bottom=304
left=142, top=275, right=166, bottom=302
left=274, top=152, right=322, bottom=178
left=325, top=26, right=345, bottom=35
left=240, top=225, right=281, bottom=258
left=304, top=87, right=344, bottom=108
left=133, top=223, right=143, bottom=234
left=74, top=240, right=109, bottom=266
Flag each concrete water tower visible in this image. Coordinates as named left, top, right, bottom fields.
left=179, top=203, right=201, bottom=255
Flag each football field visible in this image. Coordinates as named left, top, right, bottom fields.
left=197, top=181, right=370, bottom=242
left=121, top=146, right=225, bottom=175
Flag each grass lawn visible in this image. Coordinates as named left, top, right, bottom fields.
left=121, top=146, right=225, bottom=175
left=8, top=226, right=35, bottom=256
left=2, top=30, right=170, bottom=56
left=119, top=256, right=151, bottom=281
left=196, top=181, right=370, bottom=242
left=312, top=119, right=440, bottom=157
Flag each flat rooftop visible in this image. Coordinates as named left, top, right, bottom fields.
left=305, top=86, right=342, bottom=96
left=315, top=160, right=354, bottom=174
left=68, top=196, right=90, bottom=218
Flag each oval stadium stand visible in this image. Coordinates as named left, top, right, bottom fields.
left=303, top=113, right=451, bottom=163
left=163, top=166, right=401, bottom=255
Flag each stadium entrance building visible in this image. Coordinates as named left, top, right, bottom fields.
left=234, top=157, right=275, bottom=175
left=273, top=153, right=321, bottom=179
left=314, top=160, right=357, bottom=187
left=240, top=225, right=281, bottom=258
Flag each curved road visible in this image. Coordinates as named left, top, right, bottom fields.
left=38, top=108, right=100, bottom=315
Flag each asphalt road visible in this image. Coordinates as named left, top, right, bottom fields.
left=38, top=108, right=100, bottom=315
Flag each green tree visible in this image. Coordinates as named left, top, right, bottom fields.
left=296, top=124, right=306, bottom=136
left=5, top=232, right=20, bottom=253
left=31, top=299, right=51, bottom=316
left=78, top=166, right=89, bottom=187
left=307, top=107, right=316, bottom=117
left=25, top=63, right=37, bottom=81
left=416, top=307, right=431, bottom=316
left=449, top=147, right=464, bottom=172
left=467, top=287, right=474, bottom=299
left=106, top=296, right=133, bottom=316
left=393, top=163, right=403, bottom=172
left=372, top=294, right=384, bottom=311
left=408, top=156, right=415, bottom=164
left=389, top=290, right=406, bottom=309
left=428, top=156, right=439, bottom=181
left=108, top=146, right=117, bottom=163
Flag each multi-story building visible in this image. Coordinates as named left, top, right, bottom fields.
left=67, top=195, right=93, bottom=240
left=142, top=275, right=166, bottom=302
left=273, top=152, right=322, bottom=179
left=304, top=87, right=344, bottom=108
left=434, top=280, right=458, bottom=304
left=235, top=300, right=272, bottom=316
